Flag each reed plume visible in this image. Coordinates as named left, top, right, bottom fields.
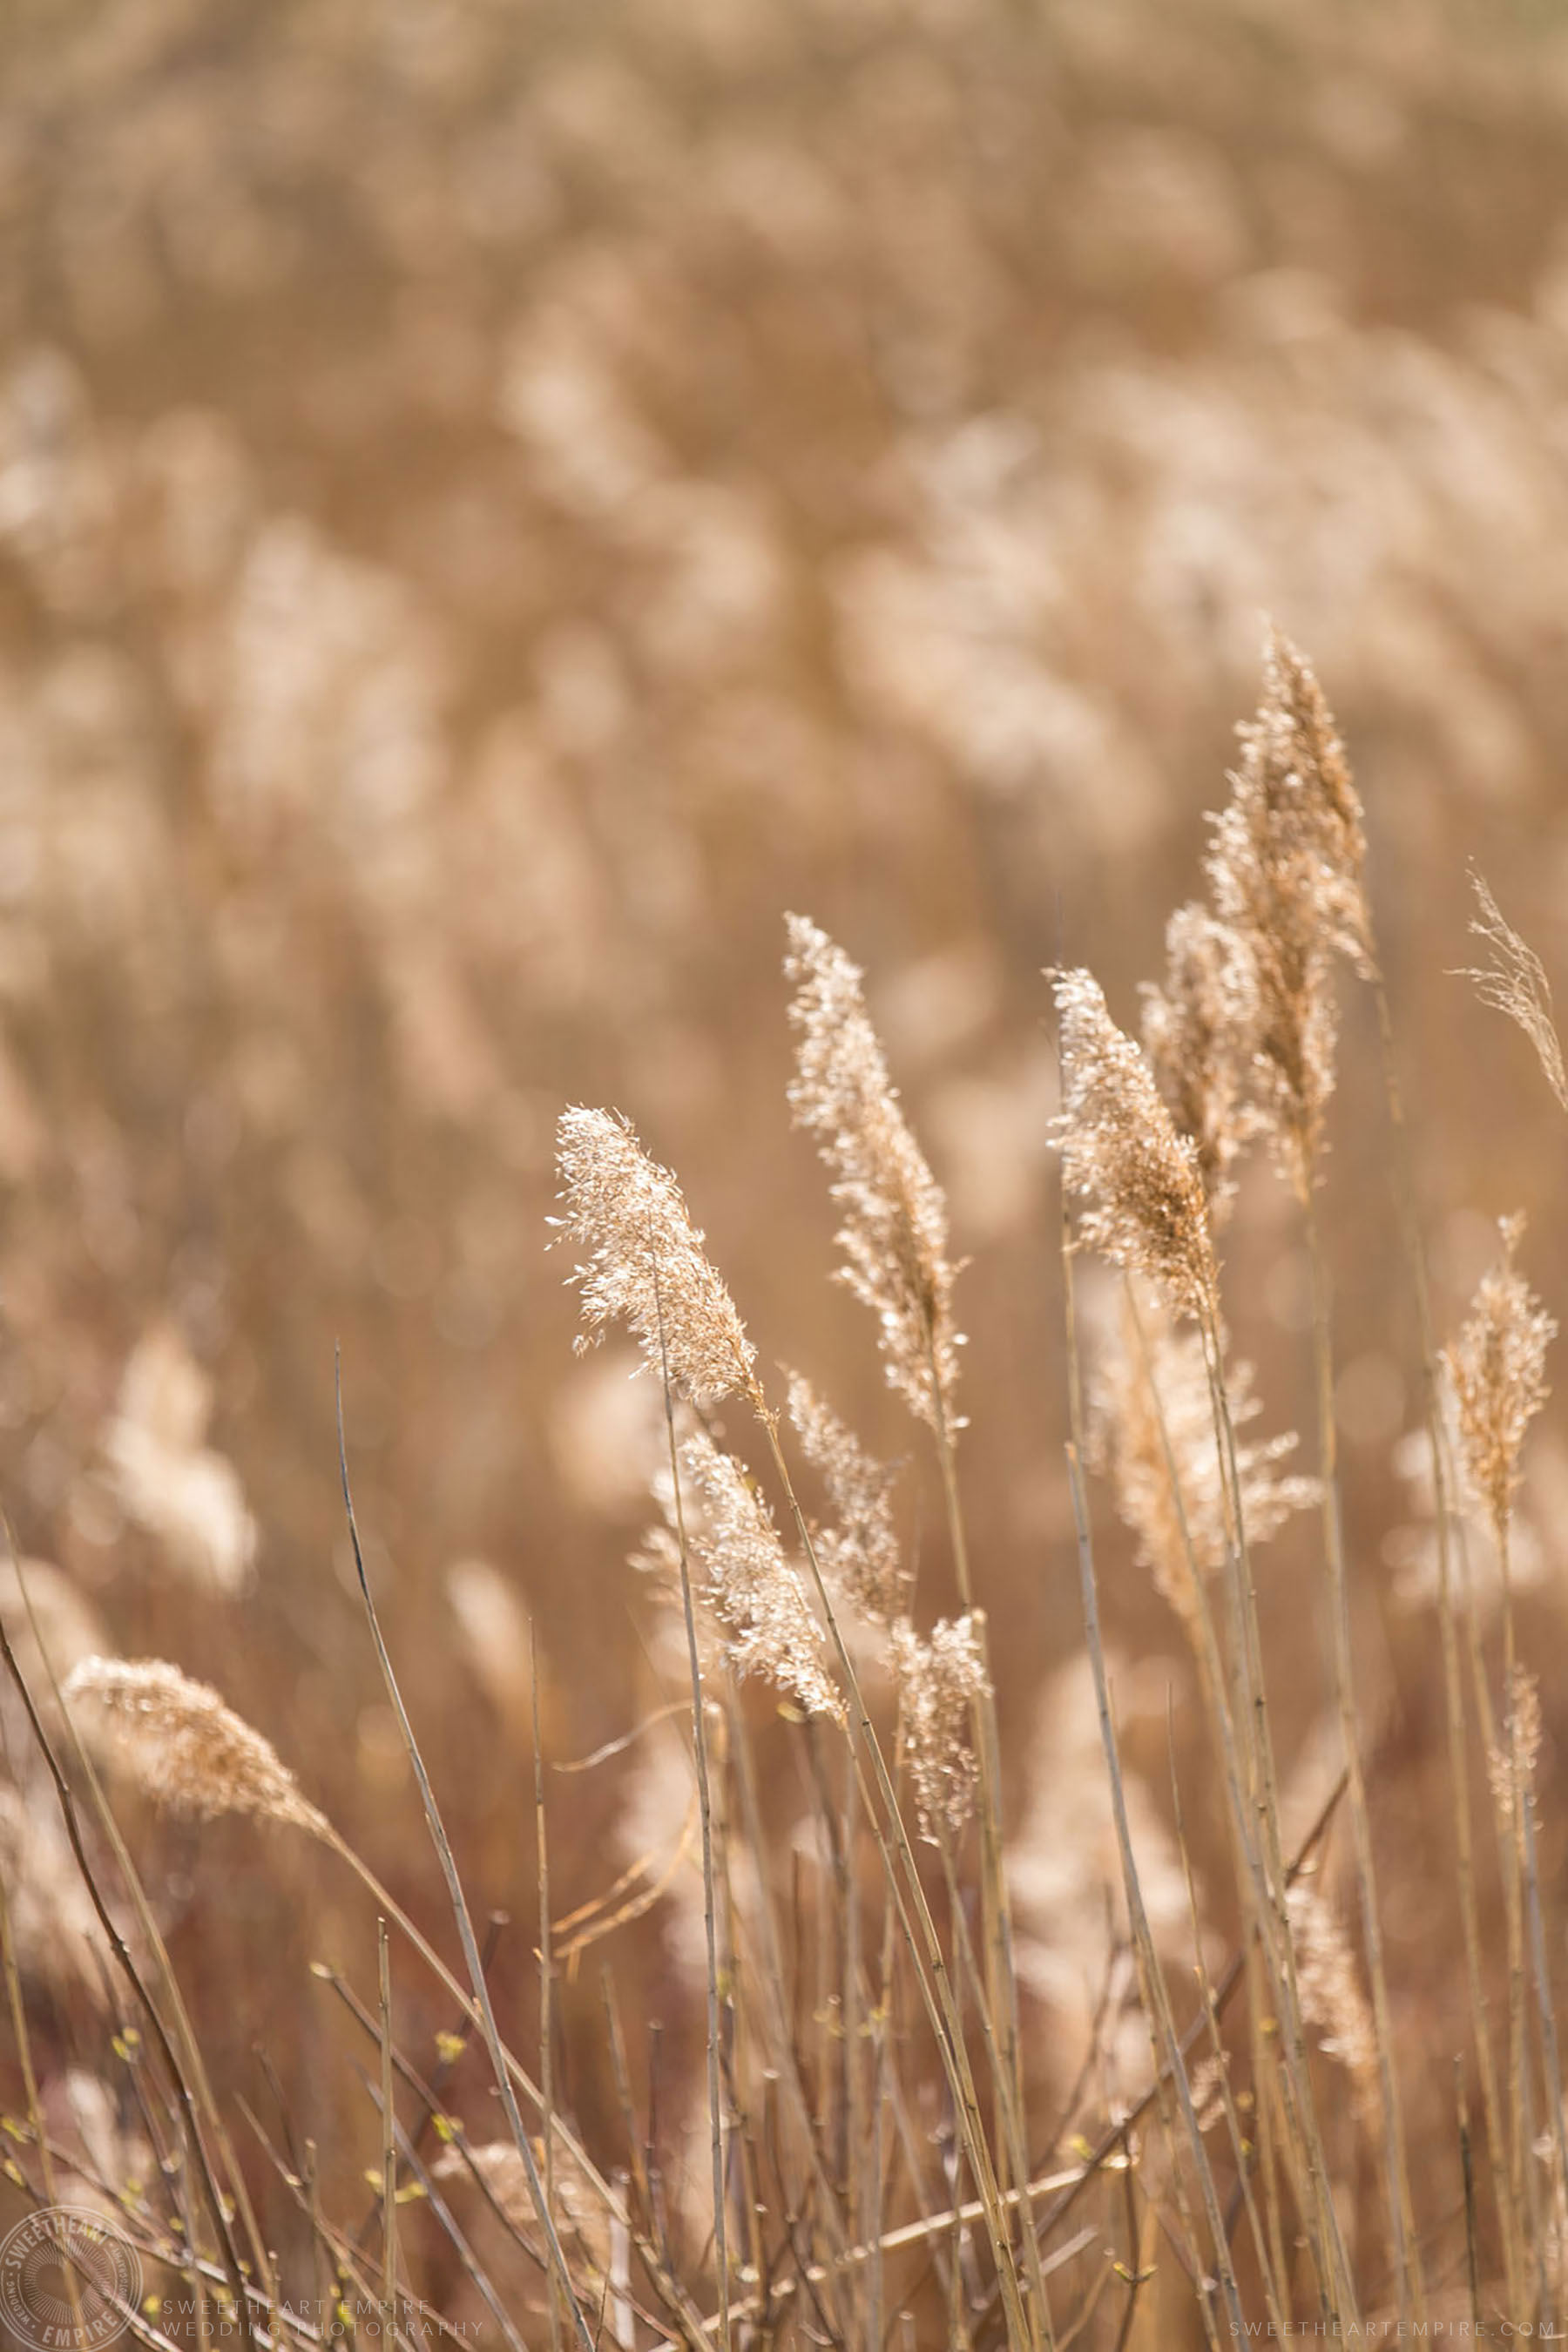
left=1444, top=1215, right=1555, bottom=1549
left=1204, top=627, right=1371, bottom=1192
left=889, top=1612, right=987, bottom=1848
left=554, top=1106, right=757, bottom=1410
left=1286, top=1880, right=1379, bottom=2120
left=1488, top=1666, right=1544, bottom=1830
left=1094, top=1301, right=1316, bottom=1623
left=784, top=915, right=962, bottom=1434
left=1141, top=901, right=1259, bottom=1220
left=1051, top=967, right=1219, bottom=1323
left=63, top=1658, right=327, bottom=1835
left=1459, top=872, right=1568, bottom=1114
left=786, top=1373, right=907, bottom=1624
left=680, top=1432, right=844, bottom=1722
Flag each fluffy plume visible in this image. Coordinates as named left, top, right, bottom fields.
left=554, top=1107, right=757, bottom=1410
left=890, top=1612, right=987, bottom=1847
left=1287, top=1879, right=1378, bottom=2119
left=1444, top=1215, right=1554, bottom=1544
left=1092, top=1301, right=1316, bottom=1622
left=1488, top=1665, right=1544, bottom=1828
left=1204, top=628, right=1370, bottom=1188
left=0, top=1786, right=104, bottom=1993
left=104, top=1323, right=256, bottom=1597
left=1459, top=872, right=1567, bottom=1114
left=787, top=1374, right=907, bottom=1623
left=63, top=1658, right=327, bottom=1834
left=434, top=2139, right=610, bottom=2289
left=1051, top=968, right=1219, bottom=1323
left=1140, top=902, right=1259, bottom=1220
left=680, top=1433, right=843, bottom=1721
left=784, top=915, right=963, bottom=1434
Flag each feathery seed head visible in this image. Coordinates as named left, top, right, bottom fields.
left=1051, top=968, right=1219, bottom=1323
left=787, top=1374, right=907, bottom=1624
left=784, top=915, right=962, bottom=1435
left=1489, top=1665, right=1543, bottom=1827
left=1204, top=629, right=1370, bottom=1187
left=1287, top=1880, right=1378, bottom=2119
left=1140, top=902, right=1259, bottom=1221
left=1460, top=872, right=1568, bottom=1114
left=1093, top=1301, right=1316, bottom=1622
left=890, top=1612, right=987, bottom=1847
left=1444, top=1214, right=1554, bottom=1544
left=434, top=2141, right=610, bottom=2286
left=63, top=1657, right=327, bottom=1834
left=553, top=1107, right=757, bottom=1411
left=680, top=1433, right=844, bottom=1722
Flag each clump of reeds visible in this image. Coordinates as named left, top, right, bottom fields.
left=11, top=632, right=1568, bottom=2352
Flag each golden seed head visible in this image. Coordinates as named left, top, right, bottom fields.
left=1459, top=870, right=1568, bottom=1115
left=680, top=1433, right=844, bottom=1723
left=554, top=1106, right=756, bottom=1410
left=1140, top=902, right=1259, bottom=1223
left=1093, top=1299, right=1316, bottom=1621
left=63, top=1658, right=326, bottom=1835
left=1051, top=966, right=1220, bottom=1325
left=890, top=1612, right=987, bottom=1847
left=784, top=915, right=962, bottom=1435
left=1489, top=1665, right=1544, bottom=1826
left=1203, top=628, right=1370, bottom=1187
left=1287, top=1879, right=1378, bottom=2120
left=787, top=1374, right=908, bottom=1625
left=1444, top=1213, right=1554, bottom=1544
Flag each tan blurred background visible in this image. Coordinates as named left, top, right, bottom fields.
left=4, top=0, right=1568, bottom=2299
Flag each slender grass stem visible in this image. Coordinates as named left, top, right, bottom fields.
left=1301, top=1189, right=1422, bottom=2319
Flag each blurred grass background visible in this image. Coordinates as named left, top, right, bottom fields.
left=4, top=0, right=1568, bottom=2290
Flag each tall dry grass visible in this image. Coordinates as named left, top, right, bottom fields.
left=6, top=0, right=1568, bottom=2345
left=5, top=635, right=1568, bottom=2345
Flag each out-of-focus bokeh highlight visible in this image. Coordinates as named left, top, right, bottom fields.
left=4, top=0, right=1568, bottom=2278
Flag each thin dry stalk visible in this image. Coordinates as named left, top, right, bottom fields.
left=531, top=1616, right=563, bottom=2352
left=1064, top=1437, right=1240, bottom=2348
left=1371, top=957, right=1516, bottom=2307
left=726, top=1700, right=852, bottom=2284
left=1168, top=1310, right=1354, bottom=2314
left=923, top=1335, right=1052, bottom=2346
left=0, top=1876, right=90, bottom=2349
left=1302, top=1193, right=1423, bottom=2319
left=651, top=1281, right=733, bottom=2352
left=335, top=1366, right=598, bottom=2352
left=379, top=1918, right=400, bottom=2340
left=1515, top=1696, right=1568, bottom=2294
left=1166, top=1708, right=1288, bottom=2336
